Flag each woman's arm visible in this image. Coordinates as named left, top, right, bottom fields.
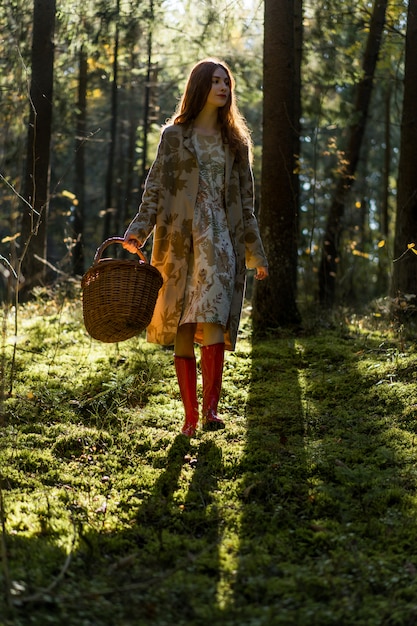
left=123, top=130, right=166, bottom=250
left=239, top=148, right=268, bottom=270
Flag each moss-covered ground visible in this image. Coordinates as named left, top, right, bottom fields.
left=2, top=297, right=417, bottom=625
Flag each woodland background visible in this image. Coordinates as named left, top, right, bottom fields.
left=0, top=0, right=417, bottom=326
left=3, top=3, right=417, bottom=623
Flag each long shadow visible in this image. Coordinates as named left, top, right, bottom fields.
left=221, top=335, right=308, bottom=622
left=3, top=433, right=224, bottom=625
left=220, top=331, right=417, bottom=625
left=121, top=436, right=224, bottom=623
left=290, top=332, right=417, bottom=624
left=6, top=332, right=417, bottom=624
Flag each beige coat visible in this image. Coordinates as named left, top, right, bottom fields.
left=125, top=123, right=268, bottom=351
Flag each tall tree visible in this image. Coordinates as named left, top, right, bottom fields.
left=72, top=46, right=88, bottom=276
left=141, top=0, right=154, bottom=187
left=252, top=0, right=301, bottom=332
left=391, top=0, right=417, bottom=297
left=19, top=0, right=56, bottom=296
left=102, top=0, right=120, bottom=241
left=376, top=82, right=392, bottom=295
left=119, top=23, right=145, bottom=233
left=317, top=0, right=388, bottom=308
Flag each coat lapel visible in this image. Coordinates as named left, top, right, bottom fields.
left=182, top=124, right=196, bottom=158
left=224, top=143, right=235, bottom=184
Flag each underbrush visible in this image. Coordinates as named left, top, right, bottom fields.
left=1, top=297, right=417, bottom=625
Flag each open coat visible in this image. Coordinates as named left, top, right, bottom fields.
left=125, top=123, right=268, bottom=351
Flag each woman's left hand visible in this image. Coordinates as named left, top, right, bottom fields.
left=255, top=266, right=268, bottom=281
left=122, top=235, right=142, bottom=255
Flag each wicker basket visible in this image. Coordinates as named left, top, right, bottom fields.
left=81, top=237, right=163, bottom=343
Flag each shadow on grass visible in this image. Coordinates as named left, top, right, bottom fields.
left=2, top=435, right=224, bottom=625
left=123, top=435, right=224, bottom=622
left=219, top=335, right=309, bottom=623
left=219, top=330, right=417, bottom=625
left=7, top=329, right=417, bottom=625
left=2, top=336, right=307, bottom=625
left=289, top=331, right=417, bottom=624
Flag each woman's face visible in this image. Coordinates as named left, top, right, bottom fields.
left=205, top=67, right=231, bottom=109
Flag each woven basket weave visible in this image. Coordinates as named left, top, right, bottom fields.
left=81, top=237, right=163, bottom=343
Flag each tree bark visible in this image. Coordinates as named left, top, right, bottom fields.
left=391, top=0, right=417, bottom=297
left=318, top=0, right=387, bottom=308
left=20, top=0, right=56, bottom=296
left=120, top=50, right=141, bottom=233
left=141, top=0, right=154, bottom=188
left=72, top=46, right=87, bottom=276
left=252, top=0, right=301, bottom=333
left=376, top=83, right=391, bottom=295
left=102, top=0, right=120, bottom=241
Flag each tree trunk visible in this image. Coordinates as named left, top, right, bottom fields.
left=376, top=83, right=391, bottom=295
left=252, top=0, right=301, bottom=333
left=293, top=0, right=302, bottom=150
left=102, top=0, right=120, bottom=241
left=391, top=0, right=417, bottom=297
left=72, top=46, right=87, bottom=276
left=141, top=0, right=154, bottom=188
left=318, top=0, right=387, bottom=308
left=120, top=51, right=141, bottom=233
left=20, top=0, right=56, bottom=297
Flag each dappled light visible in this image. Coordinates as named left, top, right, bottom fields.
left=2, top=300, right=417, bottom=623
left=1, top=0, right=417, bottom=623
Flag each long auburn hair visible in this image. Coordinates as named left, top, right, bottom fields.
left=170, top=58, right=252, bottom=163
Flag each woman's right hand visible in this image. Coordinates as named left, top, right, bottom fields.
left=122, top=235, right=142, bottom=255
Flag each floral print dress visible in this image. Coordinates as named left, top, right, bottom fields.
left=179, top=131, right=236, bottom=329
left=124, top=123, right=268, bottom=350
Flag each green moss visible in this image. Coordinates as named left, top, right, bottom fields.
left=3, top=301, right=417, bottom=624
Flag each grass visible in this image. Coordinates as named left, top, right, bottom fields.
left=2, top=295, right=417, bottom=625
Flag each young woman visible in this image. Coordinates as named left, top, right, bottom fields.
left=123, top=58, right=268, bottom=437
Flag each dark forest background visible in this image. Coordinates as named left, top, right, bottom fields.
left=1, top=0, right=416, bottom=328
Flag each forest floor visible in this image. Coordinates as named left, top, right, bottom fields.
left=2, top=293, right=417, bottom=625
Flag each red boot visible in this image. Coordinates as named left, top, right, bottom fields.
left=201, top=343, right=225, bottom=430
left=174, top=356, right=199, bottom=437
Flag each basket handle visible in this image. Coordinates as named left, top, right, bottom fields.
left=93, top=236, right=148, bottom=265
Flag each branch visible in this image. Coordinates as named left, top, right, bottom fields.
left=0, top=174, right=36, bottom=215
left=14, top=524, right=77, bottom=606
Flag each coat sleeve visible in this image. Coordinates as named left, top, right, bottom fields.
left=239, top=149, right=268, bottom=269
left=124, top=130, right=165, bottom=245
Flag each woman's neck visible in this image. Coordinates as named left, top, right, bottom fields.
left=194, top=107, right=220, bottom=135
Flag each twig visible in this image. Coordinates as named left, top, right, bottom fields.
left=33, top=254, right=69, bottom=277
left=15, top=534, right=222, bottom=607
left=15, top=523, right=77, bottom=605
left=393, top=246, right=413, bottom=263
left=0, top=173, right=37, bottom=214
